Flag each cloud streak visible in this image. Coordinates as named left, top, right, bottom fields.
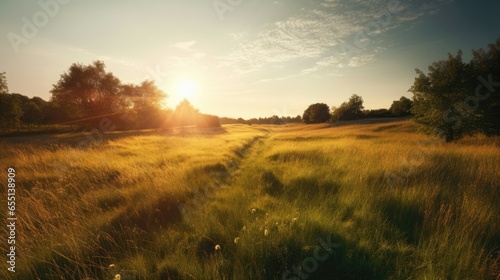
left=219, top=0, right=454, bottom=75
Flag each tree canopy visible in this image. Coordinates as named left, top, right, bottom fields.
left=302, top=103, right=330, bottom=124
left=331, top=94, right=364, bottom=121
left=0, top=62, right=223, bottom=133
left=0, top=93, right=22, bottom=131
left=50, top=61, right=167, bottom=129
left=390, top=96, right=413, bottom=116
left=410, top=37, right=500, bottom=141
left=51, top=61, right=122, bottom=119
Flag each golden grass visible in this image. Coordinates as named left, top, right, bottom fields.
left=0, top=120, right=499, bottom=279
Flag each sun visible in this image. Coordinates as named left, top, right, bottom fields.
left=175, top=78, right=197, bottom=101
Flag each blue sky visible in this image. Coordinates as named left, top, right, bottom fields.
left=0, top=0, right=498, bottom=118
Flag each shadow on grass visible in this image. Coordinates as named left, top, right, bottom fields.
left=379, top=196, right=423, bottom=245
left=284, top=176, right=340, bottom=201
left=273, top=228, right=392, bottom=280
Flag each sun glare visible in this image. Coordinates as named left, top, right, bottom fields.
left=175, top=78, right=197, bottom=101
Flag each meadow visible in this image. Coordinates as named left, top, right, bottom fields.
left=1, top=120, right=499, bottom=280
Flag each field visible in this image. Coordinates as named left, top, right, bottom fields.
left=1, top=120, right=499, bottom=280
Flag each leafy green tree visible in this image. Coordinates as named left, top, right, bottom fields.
left=470, top=38, right=500, bottom=135
left=302, top=103, right=331, bottom=124
left=411, top=51, right=474, bottom=141
left=50, top=61, right=167, bottom=129
left=29, top=97, right=48, bottom=124
left=10, top=94, right=32, bottom=125
left=43, top=100, right=70, bottom=124
left=22, top=101, right=44, bottom=125
left=331, top=94, right=365, bottom=121
left=0, top=93, right=22, bottom=131
left=50, top=61, right=123, bottom=127
left=408, top=42, right=500, bottom=141
left=390, top=96, right=413, bottom=116
left=124, top=80, right=168, bottom=129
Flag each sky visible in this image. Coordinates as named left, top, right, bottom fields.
left=0, top=0, right=499, bottom=119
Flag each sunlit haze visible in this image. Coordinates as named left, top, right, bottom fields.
left=0, top=0, right=498, bottom=118
left=174, top=78, right=198, bottom=103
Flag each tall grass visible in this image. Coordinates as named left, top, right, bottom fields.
left=0, top=121, right=499, bottom=279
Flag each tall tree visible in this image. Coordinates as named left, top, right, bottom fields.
left=411, top=51, right=472, bottom=141
left=50, top=61, right=122, bottom=127
left=51, top=61, right=168, bottom=129
left=409, top=42, right=500, bottom=141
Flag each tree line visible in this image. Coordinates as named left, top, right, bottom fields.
left=302, top=94, right=412, bottom=124
left=1, top=37, right=498, bottom=140
left=0, top=61, right=220, bottom=133
left=302, top=37, right=499, bottom=141
left=221, top=94, right=411, bottom=125
left=220, top=115, right=302, bottom=125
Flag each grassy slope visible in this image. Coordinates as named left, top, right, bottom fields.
left=1, top=121, right=499, bottom=279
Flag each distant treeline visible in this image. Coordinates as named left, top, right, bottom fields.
left=1, top=37, right=498, bottom=141
left=302, top=95, right=412, bottom=125
left=303, top=37, right=500, bottom=141
left=220, top=115, right=302, bottom=125
left=0, top=61, right=408, bottom=133
left=219, top=97, right=411, bottom=125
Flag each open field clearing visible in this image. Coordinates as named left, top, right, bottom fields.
left=1, top=120, right=499, bottom=279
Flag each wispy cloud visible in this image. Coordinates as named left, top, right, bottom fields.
left=348, top=53, right=376, bottom=67
left=219, top=0, right=454, bottom=75
left=174, top=40, right=196, bottom=50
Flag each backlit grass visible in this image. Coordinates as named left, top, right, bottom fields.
left=1, top=121, right=499, bottom=279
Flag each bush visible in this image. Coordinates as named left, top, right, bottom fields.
left=302, top=103, right=330, bottom=124
left=390, top=96, right=413, bottom=116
